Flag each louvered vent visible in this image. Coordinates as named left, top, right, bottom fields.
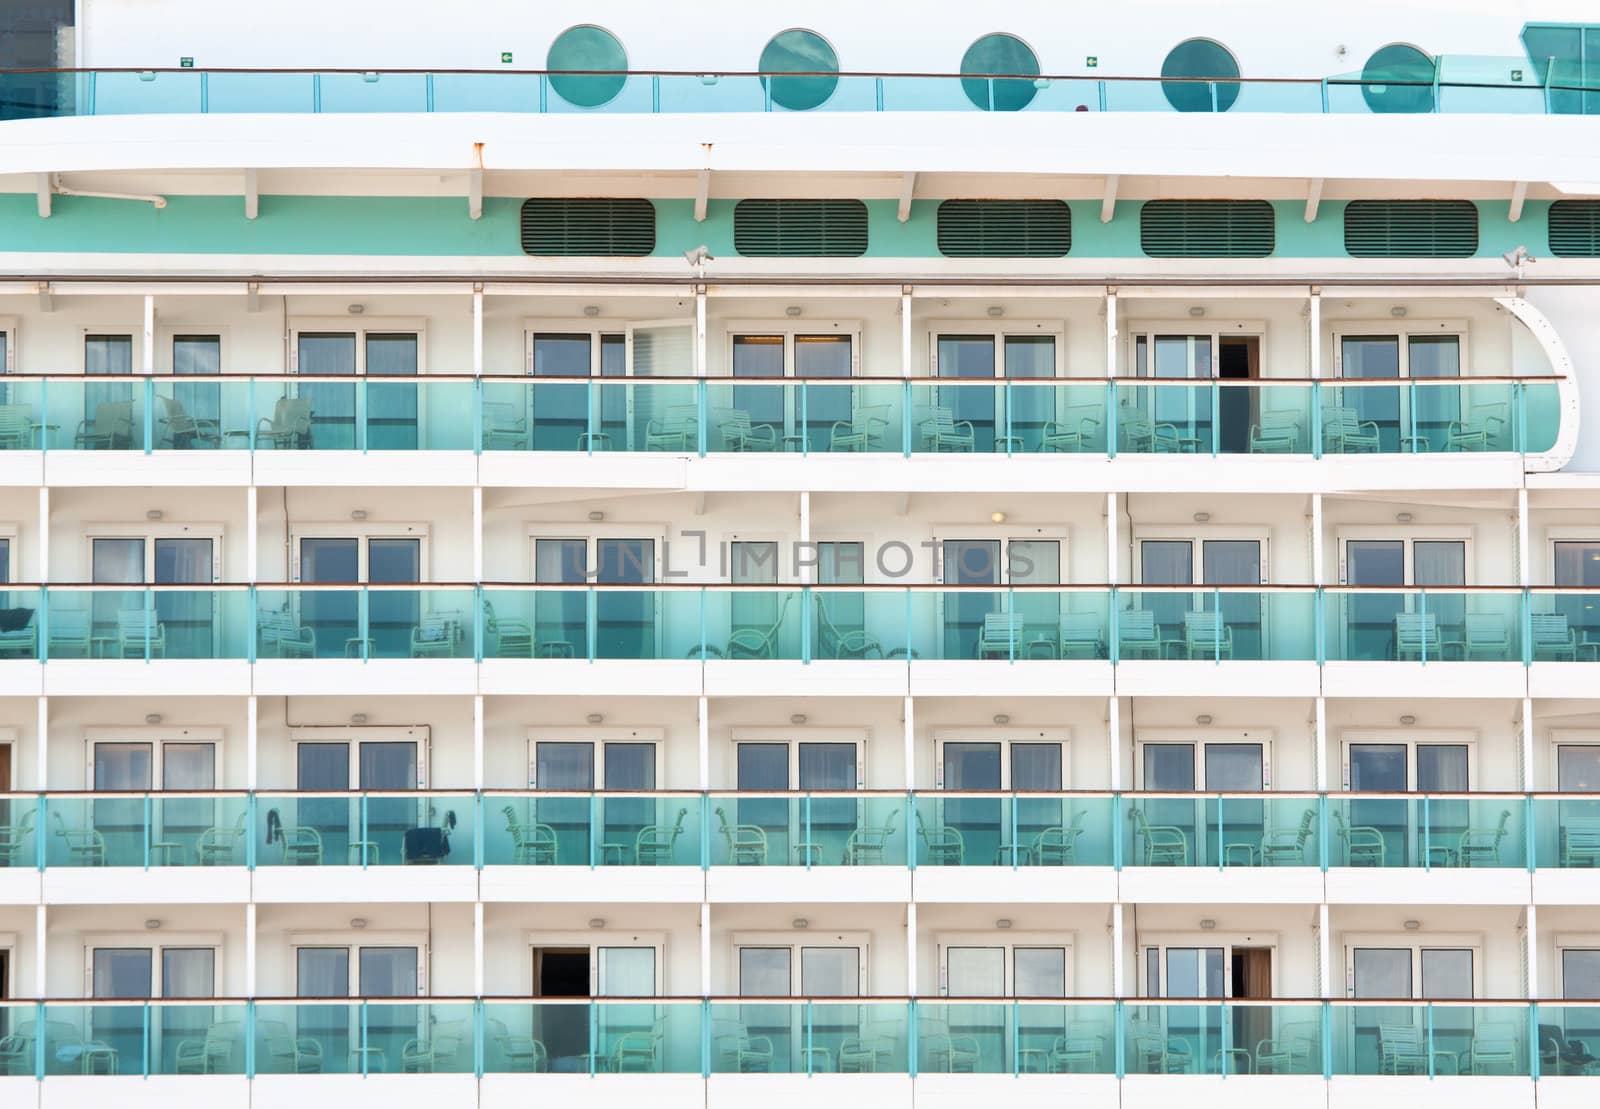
left=1343, top=200, right=1478, bottom=258
left=1549, top=200, right=1600, bottom=258
left=520, top=198, right=656, bottom=256
left=936, top=200, right=1071, bottom=258
left=1139, top=200, right=1275, bottom=258
left=733, top=199, right=868, bottom=257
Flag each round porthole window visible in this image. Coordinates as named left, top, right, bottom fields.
left=959, top=33, right=1041, bottom=111
left=1361, top=44, right=1435, bottom=113
left=1160, top=38, right=1240, bottom=112
left=759, top=29, right=840, bottom=111
left=547, top=24, right=628, bottom=108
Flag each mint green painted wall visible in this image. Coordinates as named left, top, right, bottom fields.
left=0, top=192, right=1559, bottom=259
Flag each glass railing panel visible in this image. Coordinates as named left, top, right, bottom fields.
left=1537, top=1004, right=1600, bottom=1076
left=1406, top=381, right=1516, bottom=454
left=43, top=794, right=252, bottom=869
left=429, top=73, right=545, bottom=112
left=594, top=381, right=700, bottom=453
left=0, top=1001, right=35, bottom=1075
left=142, top=587, right=252, bottom=659
left=150, top=377, right=251, bottom=450
left=910, top=589, right=1112, bottom=663
left=1320, top=383, right=1403, bottom=454
left=709, top=1000, right=803, bottom=1073
left=702, top=589, right=803, bottom=660
left=908, top=382, right=1002, bottom=454
left=1533, top=795, right=1600, bottom=870
left=1529, top=592, right=1600, bottom=661
left=0, top=588, right=43, bottom=660
left=1327, top=794, right=1422, bottom=868
left=255, top=793, right=359, bottom=867
left=365, top=587, right=476, bottom=660
left=90, top=70, right=204, bottom=115
left=149, top=1001, right=250, bottom=1075
left=810, top=588, right=912, bottom=661
left=1123, top=1001, right=1226, bottom=1074
left=803, top=381, right=905, bottom=454
left=1008, top=382, right=1109, bottom=455
left=244, top=378, right=472, bottom=452
left=808, top=1000, right=908, bottom=1074
left=204, top=73, right=317, bottom=113
left=707, top=794, right=905, bottom=867
left=479, top=588, right=701, bottom=661
left=349, top=792, right=474, bottom=867
left=1325, top=590, right=1522, bottom=662
left=480, top=586, right=585, bottom=660
left=254, top=1001, right=362, bottom=1073
left=1523, top=381, right=1561, bottom=454
left=39, top=1003, right=146, bottom=1076
left=482, top=378, right=581, bottom=452
left=485, top=793, right=700, bottom=867
left=0, top=795, right=39, bottom=869
left=254, top=588, right=362, bottom=660
left=594, top=1000, right=701, bottom=1073
left=0, top=380, right=48, bottom=450
left=912, top=794, right=1116, bottom=868
left=40, top=378, right=146, bottom=452
left=481, top=1000, right=583, bottom=1073
left=1220, top=794, right=1321, bottom=868
left=1228, top=1002, right=1324, bottom=1075
left=705, top=381, right=795, bottom=454
left=1025, top=1003, right=1117, bottom=1073
left=248, top=378, right=348, bottom=451
left=316, top=73, right=429, bottom=113
left=1225, top=383, right=1315, bottom=455
left=360, top=1000, right=475, bottom=1074
left=1116, top=588, right=1317, bottom=662
left=1331, top=1002, right=1529, bottom=1076
left=1114, top=384, right=1213, bottom=455
left=918, top=1002, right=1009, bottom=1073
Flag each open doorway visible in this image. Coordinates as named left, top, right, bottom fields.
left=534, top=947, right=590, bottom=998
left=533, top=947, right=590, bottom=1070
left=1231, top=947, right=1273, bottom=1068
left=1217, top=336, right=1260, bottom=453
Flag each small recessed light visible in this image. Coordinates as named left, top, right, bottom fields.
left=348, top=304, right=364, bottom=315
left=583, top=305, right=601, bottom=318
left=995, top=918, right=1012, bottom=930
left=1391, top=306, right=1407, bottom=318
left=144, top=713, right=162, bottom=725
left=1193, top=511, right=1210, bottom=523
left=792, top=918, right=809, bottom=929
left=586, top=713, right=604, bottom=725
left=786, top=306, right=803, bottom=318
left=1196, top=714, right=1213, bottom=726
left=350, top=918, right=367, bottom=929
left=790, top=713, right=807, bottom=725
left=1400, top=714, right=1417, bottom=726
left=1403, top=919, right=1421, bottom=931
left=350, top=509, right=368, bottom=521
left=987, top=306, right=1004, bottom=318
left=1395, top=512, right=1413, bottom=523
left=1199, top=918, right=1216, bottom=930
left=146, top=509, right=163, bottom=521
left=589, top=918, right=606, bottom=929
left=588, top=511, right=605, bottom=522
left=1189, top=306, right=1206, bottom=318
left=991, top=511, right=1006, bottom=524
left=993, top=714, right=1010, bottom=725
left=144, top=919, right=161, bottom=930
left=350, top=713, right=368, bottom=725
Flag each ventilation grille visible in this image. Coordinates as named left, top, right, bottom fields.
left=733, top=199, right=868, bottom=257
left=1549, top=200, right=1600, bottom=258
left=1139, top=200, right=1275, bottom=258
left=936, top=199, right=1072, bottom=258
left=520, top=198, right=656, bottom=256
left=1343, top=199, right=1478, bottom=258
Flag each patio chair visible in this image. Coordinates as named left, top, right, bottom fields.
left=50, top=809, right=106, bottom=866
left=914, top=808, right=964, bottom=866
left=1059, top=612, right=1105, bottom=659
left=257, top=608, right=316, bottom=658
left=256, top=396, right=313, bottom=450
left=1463, top=612, right=1512, bottom=660
left=712, top=1022, right=774, bottom=1072
left=644, top=404, right=698, bottom=452
left=74, top=400, right=134, bottom=450
left=0, top=807, right=35, bottom=867
left=0, top=605, right=38, bottom=658
left=482, top=598, right=533, bottom=658
left=814, top=595, right=883, bottom=659
left=197, top=808, right=249, bottom=866
left=409, top=614, right=455, bottom=658
left=843, top=807, right=898, bottom=865
left=1530, top=613, right=1578, bottom=661
left=0, top=1030, right=31, bottom=1075
left=1032, top=809, right=1087, bottom=865
left=1129, top=806, right=1189, bottom=866
left=1321, top=405, right=1381, bottom=453
left=1129, top=1028, right=1193, bottom=1073
left=493, top=1032, right=547, bottom=1072
left=1394, top=612, right=1441, bottom=660
left=975, top=611, right=1024, bottom=659
left=1041, top=412, right=1101, bottom=453
left=713, top=407, right=777, bottom=452
left=1050, top=1031, right=1105, bottom=1072
left=1332, top=808, right=1385, bottom=867
left=828, top=404, right=891, bottom=452
left=501, top=804, right=558, bottom=864
left=1260, top=807, right=1317, bottom=866
left=1248, top=409, right=1303, bottom=453
left=633, top=806, right=688, bottom=865
left=1445, top=403, right=1508, bottom=452
left=258, top=1019, right=324, bottom=1073
left=1118, top=414, right=1181, bottom=453
left=115, top=608, right=166, bottom=658
left=1116, top=608, right=1164, bottom=659
left=1540, top=1023, right=1599, bottom=1076
left=0, top=404, right=33, bottom=450
left=1180, top=610, right=1234, bottom=660
left=920, top=1018, right=982, bottom=1072
left=714, top=592, right=793, bottom=659
left=1456, top=808, right=1512, bottom=868
left=1470, top=1024, right=1520, bottom=1074
left=714, top=806, right=768, bottom=865
left=839, top=1027, right=898, bottom=1072
left=275, top=821, right=323, bottom=866
left=915, top=405, right=976, bottom=452
left=46, top=608, right=92, bottom=658
left=174, top=1020, right=242, bottom=1074
left=481, top=400, right=531, bottom=451
left=608, top=1028, right=662, bottom=1073
left=1378, top=1023, right=1428, bottom=1075
left=1559, top=817, right=1600, bottom=868
left=157, top=395, right=221, bottom=449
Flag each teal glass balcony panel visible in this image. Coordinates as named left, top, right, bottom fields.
left=707, top=794, right=905, bottom=867
left=255, top=587, right=359, bottom=659
left=1328, top=794, right=1525, bottom=869
left=1330, top=1002, right=1531, bottom=1076
left=1319, top=381, right=1523, bottom=456
left=253, top=1002, right=363, bottom=1074
left=905, top=589, right=1112, bottom=662
left=1123, top=794, right=1322, bottom=868
left=484, top=793, right=701, bottom=867
left=809, top=589, right=912, bottom=661
left=151, top=1002, right=251, bottom=1075
left=253, top=587, right=474, bottom=660
left=37, top=1003, right=146, bottom=1076
left=40, top=377, right=147, bottom=452
left=1114, top=383, right=1328, bottom=456
left=361, top=1001, right=477, bottom=1074
left=1523, top=381, right=1561, bottom=453
left=1536, top=1005, right=1600, bottom=1076
left=1532, top=796, right=1600, bottom=869
left=0, top=589, right=43, bottom=660
left=43, top=793, right=250, bottom=868
left=703, top=589, right=804, bottom=660
left=480, top=379, right=696, bottom=453
left=247, top=378, right=473, bottom=452
left=702, top=380, right=910, bottom=455
left=1115, top=384, right=1213, bottom=455
left=150, top=378, right=252, bottom=450
left=0, top=381, right=48, bottom=450
left=1125, top=1002, right=1323, bottom=1075
left=911, top=794, right=1116, bottom=867
left=366, top=588, right=476, bottom=659
left=0, top=795, right=38, bottom=868
left=1324, top=590, right=1523, bottom=662
left=1114, top=589, right=1316, bottom=662
left=918, top=1002, right=1116, bottom=1074
left=1528, top=593, right=1600, bottom=661
left=28, top=1002, right=249, bottom=1076
left=594, top=1001, right=702, bottom=1073
left=45, top=587, right=250, bottom=661
left=904, top=381, right=1111, bottom=456
left=480, top=1001, right=583, bottom=1073
left=0, top=1002, right=37, bottom=1075
left=480, top=587, right=702, bottom=661
left=255, top=792, right=474, bottom=867
left=710, top=1000, right=909, bottom=1074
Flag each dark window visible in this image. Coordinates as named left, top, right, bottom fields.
left=1140, top=200, right=1274, bottom=258
left=1550, top=200, right=1600, bottom=257
left=1343, top=200, right=1478, bottom=258
left=936, top=200, right=1071, bottom=258
left=520, top=198, right=656, bottom=256
left=733, top=199, right=868, bottom=257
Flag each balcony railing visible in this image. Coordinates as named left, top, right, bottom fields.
left=1, top=792, right=1594, bottom=871
left=4, top=67, right=1596, bottom=120
left=0, top=376, right=1561, bottom=459
left=0, top=585, right=1594, bottom=664
left=0, top=999, right=1589, bottom=1078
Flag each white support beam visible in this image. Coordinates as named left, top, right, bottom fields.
left=246, top=486, right=258, bottom=583
left=35, top=697, right=47, bottom=791
left=797, top=492, right=811, bottom=584
left=903, top=696, right=914, bottom=791
left=1517, top=488, right=1530, bottom=584
left=1105, top=291, right=1118, bottom=377
left=245, top=282, right=261, bottom=314
left=35, top=906, right=47, bottom=997
left=1311, top=493, right=1324, bottom=585
left=246, top=904, right=257, bottom=996
left=900, top=289, right=912, bottom=378
left=35, top=174, right=51, bottom=219
left=467, top=167, right=483, bottom=221
left=471, top=286, right=484, bottom=376
left=1318, top=904, right=1331, bottom=998
left=1526, top=904, right=1539, bottom=999
left=473, top=695, right=485, bottom=791
left=897, top=172, right=917, bottom=223
left=472, top=486, right=483, bottom=583
left=697, top=695, right=710, bottom=790
left=246, top=696, right=258, bottom=791
left=1106, top=492, right=1119, bottom=583
left=1304, top=178, right=1324, bottom=223
left=474, top=902, right=485, bottom=996
left=243, top=169, right=258, bottom=220
left=1111, top=904, right=1125, bottom=997
left=1308, top=292, right=1322, bottom=380
left=1522, top=696, right=1535, bottom=792
left=141, top=296, right=155, bottom=374
left=906, top=901, right=918, bottom=997
left=1509, top=181, right=1529, bottom=224
left=1108, top=696, right=1122, bottom=793
left=694, top=167, right=710, bottom=223
left=37, top=488, right=48, bottom=588
left=700, top=903, right=712, bottom=996
left=1100, top=175, right=1118, bottom=223
left=695, top=288, right=707, bottom=376
left=1314, top=697, right=1328, bottom=793
left=37, top=282, right=52, bottom=313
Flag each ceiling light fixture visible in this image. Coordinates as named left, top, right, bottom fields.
left=991, top=511, right=1007, bottom=524
left=350, top=509, right=368, bottom=521
left=1399, top=714, right=1417, bottom=726
left=144, top=713, right=162, bottom=725
left=350, top=918, right=367, bottom=929
left=586, top=713, right=604, bottom=725
left=589, top=918, right=606, bottom=929
left=995, top=918, right=1013, bottom=930
left=1193, top=511, right=1210, bottom=523
left=987, top=306, right=1004, bottom=318
left=588, top=510, right=605, bottom=522
left=144, top=918, right=161, bottom=930
left=146, top=509, right=163, bottom=521
left=993, top=714, right=1010, bottom=725
left=583, top=305, right=601, bottom=318
left=790, top=713, right=807, bottom=725
left=786, top=306, right=803, bottom=318
left=1395, top=512, right=1413, bottom=523
left=792, top=918, right=809, bottom=929
left=1199, top=919, right=1216, bottom=930
left=350, top=713, right=368, bottom=725
left=347, top=304, right=364, bottom=315
left=1196, top=714, right=1213, bottom=726
left=1403, top=919, right=1421, bottom=931
left=1189, top=306, right=1206, bottom=318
